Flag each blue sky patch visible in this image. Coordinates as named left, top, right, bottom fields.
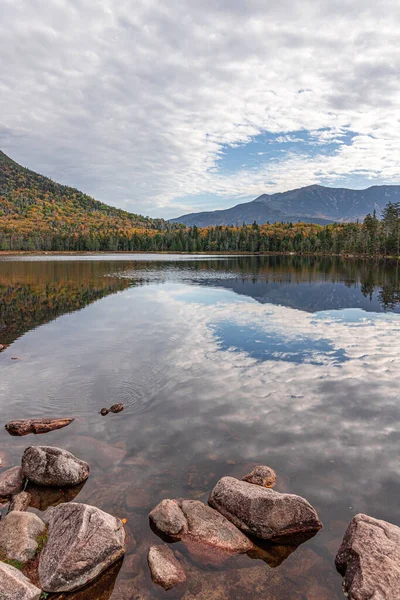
left=210, top=321, right=348, bottom=365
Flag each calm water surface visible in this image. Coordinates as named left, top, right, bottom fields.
left=0, top=255, right=399, bottom=599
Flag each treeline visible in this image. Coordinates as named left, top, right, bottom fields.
left=1, top=202, right=399, bottom=256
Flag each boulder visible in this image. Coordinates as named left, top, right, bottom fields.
left=8, top=491, right=32, bottom=512
left=149, top=499, right=253, bottom=557
left=148, top=545, right=186, bottom=590
left=149, top=499, right=188, bottom=538
left=209, top=476, right=322, bottom=542
left=5, top=418, right=74, bottom=436
left=0, top=466, right=24, bottom=498
left=38, top=502, right=126, bottom=592
left=181, top=500, right=253, bottom=554
left=0, top=511, right=46, bottom=562
left=335, top=513, right=400, bottom=599
left=242, top=465, right=276, bottom=488
left=0, top=561, right=42, bottom=600
left=21, top=446, right=89, bottom=487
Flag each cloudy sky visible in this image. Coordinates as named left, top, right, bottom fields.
left=1, top=0, right=400, bottom=218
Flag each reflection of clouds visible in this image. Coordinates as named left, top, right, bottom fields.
left=1, top=281, right=400, bottom=533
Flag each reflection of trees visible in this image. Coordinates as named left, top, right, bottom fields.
left=0, top=261, right=130, bottom=345
left=0, top=256, right=398, bottom=347
left=126, top=256, right=400, bottom=311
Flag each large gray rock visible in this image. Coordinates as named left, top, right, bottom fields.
left=21, top=446, right=89, bottom=487
left=335, top=513, right=400, bottom=599
left=0, top=561, right=42, bottom=600
left=149, top=498, right=252, bottom=556
left=209, top=476, right=322, bottom=542
left=0, top=466, right=24, bottom=498
left=0, top=511, right=46, bottom=563
left=38, top=502, right=126, bottom=592
left=148, top=545, right=186, bottom=590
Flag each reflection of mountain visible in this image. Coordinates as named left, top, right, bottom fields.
left=0, top=261, right=130, bottom=345
left=119, top=255, right=400, bottom=313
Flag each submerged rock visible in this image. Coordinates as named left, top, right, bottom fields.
left=8, top=491, right=32, bottom=512
left=335, top=513, right=400, bottom=599
left=5, top=417, right=74, bottom=436
left=0, top=561, right=42, bottom=600
left=39, top=502, right=126, bottom=592
left=21, top=446, right=90, bottom=487
left=148, top=545, right=186, bottom=590
left=27, top=481, right=85, bottom=511
left=0, top=511, right=46, bottom=562
left=0, top=466, right=24, bottom=498
left=242, top=465, right=276, bottom=488
left=209, top=476, right=322, bottom=542
left=63, top=436, right=126, bottom=468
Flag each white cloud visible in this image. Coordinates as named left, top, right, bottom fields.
left=0, top=0, right=400, bottom=217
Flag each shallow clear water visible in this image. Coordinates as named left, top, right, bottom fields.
left=0, top=255, right=399, bottom=599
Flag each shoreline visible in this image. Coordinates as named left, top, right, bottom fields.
left=0, top=250, right=399, bottom=260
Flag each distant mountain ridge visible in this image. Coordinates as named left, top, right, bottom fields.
left=170, top=184, right=400, bottom=227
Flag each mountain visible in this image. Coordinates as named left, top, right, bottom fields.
left=0, top=150, right=166, bottom=246
left=170, top=184, right=400, bottom=227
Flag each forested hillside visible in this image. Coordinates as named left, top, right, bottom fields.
left=0, top=150, right=171, bottom=250
left=0, top=150, right=399, bottom=256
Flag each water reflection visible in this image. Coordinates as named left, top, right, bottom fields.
left=0, top=255, right=399, bottom=599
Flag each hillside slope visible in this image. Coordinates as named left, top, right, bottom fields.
left=170, top=184, right=400, bottom=227
left=0, top=150, right=166, bottom=248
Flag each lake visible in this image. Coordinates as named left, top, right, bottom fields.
left=0, top=254, right=399, bottom=599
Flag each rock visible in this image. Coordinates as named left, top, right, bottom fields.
left=150, top=498, right=253, bottom=560
left=242, top=465, right=276, bottom=488
left=0, top=511, right=46, bottom=562
left=50, top=559, right=123, bottom=600
left=149, top=499, right=188, bottom=538
left=38, top=502, right=126, bottom=592
left=148, top=545, right=186, bottom=590
left=21, top=446, right=90, bottom=487
left=8, top=491, right=32, bottom=512
left=181, top=500, right=253, bottom=554
left=0, top=561, right=42, bottom=600
left=335, top=513, right=400, bottom=599
left=208, top=476, right=322, bottom=542
left=5, top=417, right=74, bottom=436
left=110, top=404, right=124, bottom=413
left=0, top=466, right=24, bottom=498
left=100, top=408, right=109, bottom=416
